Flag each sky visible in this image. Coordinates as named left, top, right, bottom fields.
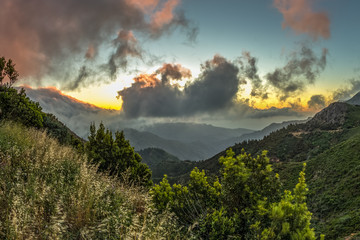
left=1, top=0, right=360, bottom=130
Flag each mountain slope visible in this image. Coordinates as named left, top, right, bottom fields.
left=0, top=122, right=181, bottom=239
left=142, top=122, right=254, bottom=143
left=194, top=102, right=360, bottom=174
left=123, top=128, right=213, bottom=161
left=138, top=148, right=195, bottom=183
left=274, top=128, right=360, bottom=239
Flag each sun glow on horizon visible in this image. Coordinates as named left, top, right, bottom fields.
left=63, top=81, right=127, bottom=110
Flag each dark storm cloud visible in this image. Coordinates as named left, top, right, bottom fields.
left=118, top=55, right=242, bottom=118
left=307, top=94, right=326, bottom=109
left=0, top=0, right=196, bottom=88
left=332, top=79, right=360, bottom=102
left=266, top=46, right=328, bottom=101
left=107, top=30, right=143, bottom=77
left=64, top=66, right=92, bottom=91
left=239, top=52, right=268, bottom=99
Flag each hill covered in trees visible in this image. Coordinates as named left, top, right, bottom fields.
left=156, top=101, right=360, bottom=239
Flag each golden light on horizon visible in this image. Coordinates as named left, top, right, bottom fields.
left=63, top=81, right=128, bottom=110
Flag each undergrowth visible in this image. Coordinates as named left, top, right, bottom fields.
left=0, top=122, right=183, bottom=239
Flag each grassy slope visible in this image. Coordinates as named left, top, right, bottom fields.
left=0, top=122, right=183, bottom=239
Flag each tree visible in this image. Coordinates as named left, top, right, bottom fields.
left=0, top=57, right=19, bottom=87
left=260, top=163, right=319, bottom=240
left=86, top=122, right=152, bottom=187
left=151, top=149, right=318, bottom=239
left=0, top=85, right=44, bottom=128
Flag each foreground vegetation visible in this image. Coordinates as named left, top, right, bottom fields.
left=0, top=122, right=182, bottom=239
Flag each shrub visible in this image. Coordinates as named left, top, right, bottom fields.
left=152, top=149, right=318, bottom=239
left=86, top=122, right=152, bottom=187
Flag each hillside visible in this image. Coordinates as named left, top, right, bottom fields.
left=188, top=102, right=360, bottom=239
left=123, top=128, right=213, bottom=161
left=194, top=102, right=360, bottom=174
left=0, top=122, right=182, bottom=239
left=274, top=129, right=360, bottom=239
left=1, top=85, right=84, bottom=150
left=141, top=122, right=254, bottom=143
left=138, top=148, right=195, bottom=183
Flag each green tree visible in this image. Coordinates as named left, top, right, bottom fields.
left=151, top=149, right=318, bottom=239
left=0, top=57, right=44, bottom=128
left=260, top=163, right=318, bottom=240
left=0, top=86, right=45, bottom=128
left=86, top=122, right=152, bottom=187
left=0, top=56, right=19, bottom=86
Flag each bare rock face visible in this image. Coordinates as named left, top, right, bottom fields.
left=307, top=102, right=349, bottom=127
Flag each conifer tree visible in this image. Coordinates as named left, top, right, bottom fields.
left=86, top=122, right=152, bottom=187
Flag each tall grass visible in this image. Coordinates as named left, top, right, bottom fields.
left=0, top=122, right=183, bottom=239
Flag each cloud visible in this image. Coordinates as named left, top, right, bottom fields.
left=274, top=0, right=330, bottom=40
left=331, top=79, right=360, bottom=102
left=307, top=94, right=326, bottom=109
left=266, top=45, right=328, bottom=101
left=118, top=55, right=242, bottom=118
left=107, top=30, right=143, bottom=77
left=239, top=52, right=268, bottom=99
left=247, top=106, right=302, bottom=118
left=157, top=63, right=192, bottom=83
left=0, top=0, right=196, bottom=88
left=20, top=86, right=123, bottom=138
left=20, top=83, right=308, bottom=138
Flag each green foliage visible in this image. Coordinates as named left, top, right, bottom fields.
left=0, top=58, right=43, bottom=127
left=0, top=122, right=182, bottom=239
left=0, top=56, right=19, bottom=86
left=152, top=149, right=316, bottom=239
left=86, top=122, right=152, bottom=187
left=261, top=164, right=315, bottom=239
left=0, top=86, right=45, bottom=128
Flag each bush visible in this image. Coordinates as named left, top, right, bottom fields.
left=152, top=149, right=318, bottom=239
left=86, top=122, right=152, bottom=187
left=0, top=86, right=45, bottom=128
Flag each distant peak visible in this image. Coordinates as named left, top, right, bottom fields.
left=308, top=102, right=349, bottom=127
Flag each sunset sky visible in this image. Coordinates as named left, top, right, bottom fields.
left=1, top=0, right=360, bottom=129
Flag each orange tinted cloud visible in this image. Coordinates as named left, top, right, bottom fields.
left=133, top=73, right=160, bottom=88
left=274, top=0, right=330, bottom=40
left=126, top=0, right=160, bottom=12
left=0, top=0, right=191, bottom=88
left=127, top=0, right=181, bottom=28
left=152, top=0, right=181, bottom=28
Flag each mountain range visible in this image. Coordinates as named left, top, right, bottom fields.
left=123, top=120, right=308, bottom=161
left=23, top=86, right=309, bottom=161
left=7, top=86, right=360, bottom=238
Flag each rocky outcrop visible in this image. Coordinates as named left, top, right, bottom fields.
left=307, top=102, right=349, bottom=128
